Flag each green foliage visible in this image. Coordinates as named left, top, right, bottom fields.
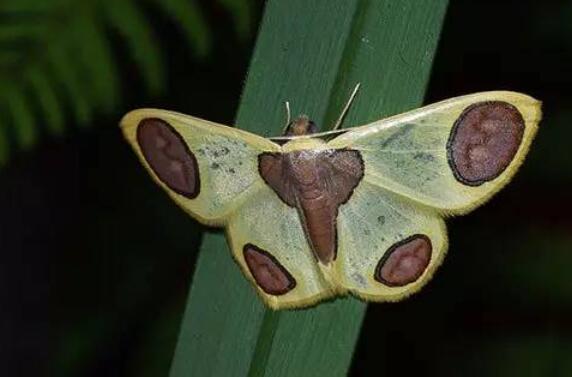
left=0, top=0, right=253, bottom=166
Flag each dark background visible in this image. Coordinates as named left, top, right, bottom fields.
left=1, top=1, right=570, bottom=376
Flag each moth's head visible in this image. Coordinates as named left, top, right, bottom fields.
left=284, top=115, right=318, bottom=136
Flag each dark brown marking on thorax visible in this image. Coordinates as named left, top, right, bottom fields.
left=375, top=234, right=432, bottom=287
left=137, top=118, right=200, bottom=198
left=243, top=243, right=296, bottom=295
left=447, top=101, right=525, bottom=186
left=258, top=149, right=364, bottom=264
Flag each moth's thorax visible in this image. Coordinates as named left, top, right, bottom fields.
left=281, top=137, right=327, bottom=152
left=284, top=151, right=327, bottom=192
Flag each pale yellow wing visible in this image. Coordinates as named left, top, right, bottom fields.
left=226, top=186, right=333, bottom=309
left=328, top=91, right=541, bottom=214
left=333, top=181, right=447, bottom=301
left=120, top=109, right=280, bottom=225
left=122, top=110, right=333, bottom=308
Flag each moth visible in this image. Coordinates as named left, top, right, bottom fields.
left=121, top=89, right=541, bottom=309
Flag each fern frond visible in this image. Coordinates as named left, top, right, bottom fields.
left=147, top=0, right=211, bottom=57
left=218, top=0, right=254, bottom=40
left=0, top=122, right=8, bottom=166
left=71, top=8, right=120, bottom=112
left=7, top=87, right=36, bottom=149
left=105, top=0, right=164, bottom=94
left=28, top=66, right=65, bottom=136
left=46, top=44, right=92, bottom=126
left=0, top=0, right=252, bottom=165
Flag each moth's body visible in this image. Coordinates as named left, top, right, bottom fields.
left=282, top=136, right=325, bottom=151
left=260, top=137, right=362, bottom=266
left=121, top=91, right=541, bottom=309
left=264, top=134, right=333, bottom=264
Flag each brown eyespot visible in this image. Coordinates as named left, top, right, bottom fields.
left=447, top=101, right=525, bottom=186
left=136, top=118, right=200, bottom=198
left=375, top=235, right=432, bottom=287
left=243, top=244, right=296, bottom=295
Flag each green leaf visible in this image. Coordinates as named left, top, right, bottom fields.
left=105, top=0, right=164, bottom=94
left=148, top=0, right=212, bottom=57
left=0, top=0, right=61, bottom=13
left=7, top=87, right=37, bottom=149
left=0, top=122, right=9, bottom=165
left=218, top=0, right=253, bottom=40
left=0, top=23, right=46, bottom=41
left=0, top=51, right=20, bottom=66
left=28, top=66, right=65, bottom=136
left=46, top=44, right=92, bottom=126
left=169, top=1, right=448, bottom=376
left=71, top=9, right=119, bottom=112
left=0, top=0, right=248, bottom=165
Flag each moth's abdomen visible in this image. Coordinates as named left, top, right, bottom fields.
left=300, top=197, right=337, bottom=264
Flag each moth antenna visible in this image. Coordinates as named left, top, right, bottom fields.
left=332, top=83, right=361, bottom=131
left=282, top=101, right=292, bottom=134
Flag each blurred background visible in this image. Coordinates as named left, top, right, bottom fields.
left=0, top=0, right=570, bottom=376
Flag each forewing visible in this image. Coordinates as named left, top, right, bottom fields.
left=328, top=91, right=541, bottom=214
left=226, top=186, right=333, bottom=309
left=334, top=181, right=447, bottom=301
left=121, top=109, right=280, bottom=225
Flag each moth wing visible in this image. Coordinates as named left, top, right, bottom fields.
left=328, top=91, right=541, bottom=214
left=121, top=109, right=280, bottom=225
left=334, top=180, right=447, bottom=301
left=226, top=185, right=333, bottom=309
